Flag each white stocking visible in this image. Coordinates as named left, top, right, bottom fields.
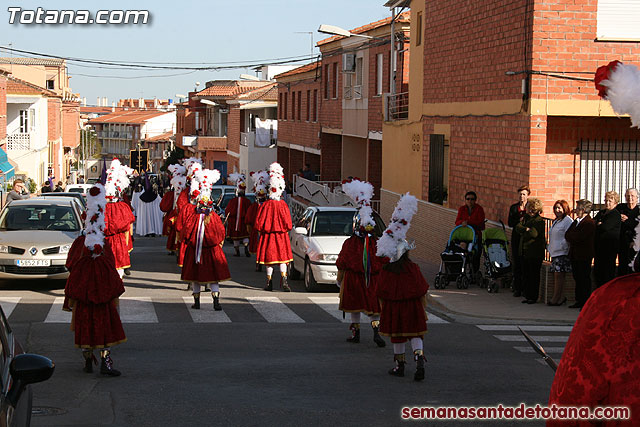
left=243, top=238, right=249, bottom=245
left=279, top=263, right=287, bottom=274
left=192, top=283, right=202, bottom=294
left=393, top=343, right=406, bottom=355
left=410, top=337, right=423, bottom=352
left=209, top=283, right=220, bottom=293
left=266, top=266, right=274, bottom=277
left=350, top=312, right=361, bottom=323
left=368, top=314, right=380, bottom=322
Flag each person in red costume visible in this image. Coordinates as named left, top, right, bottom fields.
left=160, top=163, right=187, bottom=255
left=225, top=173, right=251, bottom=257
left=337, top=178, right=385, bottom=347
left=547, top=225, right=640, bottom=425
left=175, top=158, right=203, bottom=281
left=181, top=168, right=231, bottom=310
left=255, top=162, right=293, bottom=292
left=376, top=193, right=429, bottom=382
left=103, top=159, right=135, bottom=278
left=64, top=183, right=126, bottom=376
left=246, top=170, right=269, bottom=272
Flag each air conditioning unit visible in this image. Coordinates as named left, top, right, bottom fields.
left=343, top=53, right=356, bottom=72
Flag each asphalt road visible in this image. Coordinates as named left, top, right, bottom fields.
left=0, top=237, right=562, bottom=426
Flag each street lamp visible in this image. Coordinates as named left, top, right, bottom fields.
left=318, top=24, right=375, bottom=39
left=200, top=99, right=218, bottom=106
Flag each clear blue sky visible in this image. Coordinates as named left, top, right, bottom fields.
left=1, top=0, right=394, bottom=105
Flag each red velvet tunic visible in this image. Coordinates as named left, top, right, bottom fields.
left=175, top=190, right=191, bottom=267
left=547, top=273, right=640, bottom=427
left=180, top=207, right=231, bottom=284
left=245, top=201, right=261, bottom=254
left=377, top=260, right=429, bottom=343
left=254, top=199, right=293, bottom=265
left=159, top=191, right=178, bottom=251
left=64, top=236, right=126, bottom=349
left=225, top=196, right=250, bottom=240
left=337, top=235, right=382, bottom=315
left=104, top=201, right=135, bottom=269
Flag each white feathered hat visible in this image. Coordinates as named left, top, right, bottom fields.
left=194, top=168, right=221, bottom=211
left=105, top=158, right=134, bottom=199
left=250, top=170, right=270, bottom=197
left=376, top=193, right=418, bottom=262
left=228, top=172, right=247, bottom=193
left=84, top=183, right=107, bottom=254
left=268, top=162, right=286, bottom=200
left=595, top=60, right=640, bottom=128
left=341, top=178, right=375, bottom=234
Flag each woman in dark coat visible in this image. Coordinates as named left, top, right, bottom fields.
left=593, top=191, right=621, bottom=288
left=615, top=188, right=639, bottom=276
left=507, top=185, right=530, bottom=297
left=514, top=197, right=546, bottom=304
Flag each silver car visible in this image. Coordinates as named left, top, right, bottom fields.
left=0, top=198, right=83, bottom=280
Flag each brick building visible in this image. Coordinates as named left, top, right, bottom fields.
left=382, top=0, right=640, bottom=267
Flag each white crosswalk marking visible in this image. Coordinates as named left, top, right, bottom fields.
left=0, top=297, right=21, bottom=318
left=119, top=297, right=158, bottom=323
left=477, top=325, right=573, bottom=332
left=308, top=296, right=349, bottom=323
left=493, top=335, right=569, bottom=343
left=427, top=312, right=449, bottom=324
left=513, top=346, right=565, bottom=354
left=182, top=296, right=231, bottom=323
left=246, top=297, right=305, bottom=323
left=44, top=297, right=72, bottom=323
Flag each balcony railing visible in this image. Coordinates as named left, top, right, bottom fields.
left=7, top=133, right=31, bottom=150
left=384, top=92, right=409, bottom=121
left=198, top=136, right=227, bottom=151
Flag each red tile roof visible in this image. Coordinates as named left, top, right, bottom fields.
left=80, top=106, right=114, bottom=114
left=87, top=110, right=170, bottom=125
left=0, top=57, right=66, bottom=66
left=317, top=12, right=410, bottom=46
left=195, top=80, right=273, bottom=98
left=143, top=131, right=174, bottom=142
left=274, top=62, right=321, bottom=80
left=6, top=76, right=57, bottom=96
left=237, top=83, right=278, bottom=102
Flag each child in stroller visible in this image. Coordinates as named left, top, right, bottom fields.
left=482, top=222, right=512, bottom=293
left=434, top=225, right=481, bottom=289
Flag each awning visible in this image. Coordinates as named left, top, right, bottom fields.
left=0, top=147, right=15, bottom=181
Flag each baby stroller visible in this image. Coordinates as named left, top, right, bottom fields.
left=434, top=225, right=480, bottom=289
left=482, top=221, right=512, bottom=293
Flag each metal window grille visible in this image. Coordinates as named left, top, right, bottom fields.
left=579, top=139, right=640, bottom=206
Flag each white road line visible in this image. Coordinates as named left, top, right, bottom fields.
left=0, top=297, right=21, bottom=318
left=119, top=297, right=158, bottom=323
left=513, top=346, right=565, bottom=354
left=44, top=297, right=72, bottom=323
left=308, top=296, right=349, bottom=323
left=494, top=335, right=569, bottom=343
left=477, top=325, right=573, bottom=332
left=246, top=297, right=305, bottom=323
left=427, top=312, right=449, bottom=324
left=182, top=296, right=231, bottom=323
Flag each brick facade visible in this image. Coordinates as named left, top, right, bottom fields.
left=320, top=133, right=341, bottom=181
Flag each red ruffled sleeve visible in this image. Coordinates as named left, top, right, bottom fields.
left=65, top=236, right=87, bottom=271
left=255, top=200, right=292, bottom=233
left=104, top=202, right=135, bottom=235
left=337, top=235, right=381, bottom=274
left=377, top=261, right=429, bottom=301
left=159, top=191, right=174, bottom=213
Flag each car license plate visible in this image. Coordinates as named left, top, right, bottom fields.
left=328, top=272, right=337, bottom=277
left=16, top=259, right=51, bottom=267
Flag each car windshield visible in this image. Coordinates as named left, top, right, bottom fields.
left=0, top=205, right=80, bottom=231
left=67, top=187, right=85, bottom=193
left=218, top=194, right=256, bottom=210
left=311, top=210, right=386, bottom=237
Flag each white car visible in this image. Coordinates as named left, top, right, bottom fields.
left=65, top=184, right=94, bottom=195
left=289, top=206, right=385, bottom=292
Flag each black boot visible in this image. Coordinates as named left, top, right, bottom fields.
left=257, top=263, right=263, bottom=272
left=234, top=246, right=240, bottom=257
left=281, top=275, right=291, bottom=292
left=100, top=350, right=121, bottom=377
left=371, top=321, right=386, bottom=348
left=388, top=354, right=405, bottom=377
left=124, top=268, right=131, bottom=276
left=414, top=350, right=426, bottom=381
left=191, top=294, right=200, bottom=309
left=346, top=323, right=360, bottom=343
left=264, top=277, right=273, bottom=291
left=212, top=292, right=222, bottom=311
left=82, top=350, right=96, bottom=373
left=244, top=245, right=250, bottom=257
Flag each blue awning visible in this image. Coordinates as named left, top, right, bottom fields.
left=0, top=148, right=15, bottom=180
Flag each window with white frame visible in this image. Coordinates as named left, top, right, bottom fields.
left=19, top=109, right=35, bottom=133
left=597, top=0, right=640, bottom=41
left=354, top=57, right=363, bottom=99
left=376, top=53, right=384, bottom=96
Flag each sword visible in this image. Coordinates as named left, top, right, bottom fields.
left=518, top=326, right=558, bottom=371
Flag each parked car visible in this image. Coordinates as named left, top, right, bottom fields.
left=40, top=192, right=87, bottom=210
left=211, top=185, right=237, bottom=205
left=0, top=198, right=84, bottom=280
left=289, top=206, right=386, bottom=292
left=65, top=184, right=93, bottom=197
left=0, top=306, right=55, bottom=426
left=216, top=192, right=256, bottom=220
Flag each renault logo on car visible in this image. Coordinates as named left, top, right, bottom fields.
left=30, top=247, right=38, bottom=256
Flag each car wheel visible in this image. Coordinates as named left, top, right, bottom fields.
left=304, top=259, right=320, bottom=292
left=290, top=262, right=301, bottom=280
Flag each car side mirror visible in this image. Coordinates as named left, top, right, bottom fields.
left=7, top=354, right=55, bottom=406
left=294, top=227, right=308, bottom=235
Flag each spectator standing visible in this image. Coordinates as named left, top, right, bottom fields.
left=593, top=191, right=621, bottom=288
left=6, top=179, right=30, bottom=204
left=565, top=199, right=596, bottom=309
left=302, top=163, right=316, bottom=181
left=455, top=191, right=485, bottom=274
left=507, top=185, right=530, bottom=298
left=78, top=175, right=85, bottom=184
left=40, top=182, right=51, bottom=194
left=547, top=200, right=573, bottom=306
left=615, top=188, right=639, bottom=276
left=514, top=198, right=545, bottom=304
left=54, top=181, right=64, bottom=192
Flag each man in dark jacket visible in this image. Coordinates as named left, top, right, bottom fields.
left=565, top=199, right=596, bottom=309
left=6, top=179, right=30, bottom=204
